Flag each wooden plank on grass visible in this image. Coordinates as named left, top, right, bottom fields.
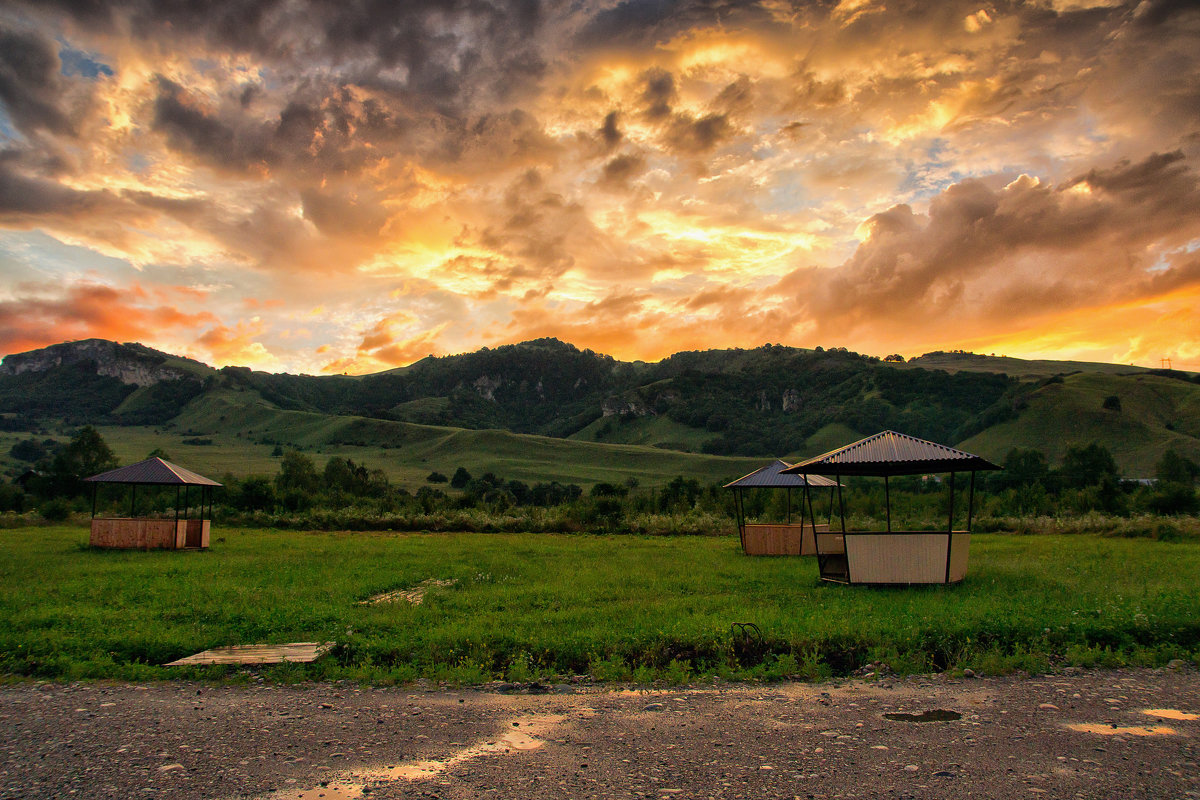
left=165, top=641, right=333, bottom=666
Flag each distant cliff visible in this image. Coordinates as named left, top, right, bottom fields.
left=0, top=339, right=210, bottom=387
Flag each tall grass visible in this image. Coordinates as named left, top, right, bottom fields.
left=1, top=526, right=1198, bottom=684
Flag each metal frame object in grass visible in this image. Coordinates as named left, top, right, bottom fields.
left=84, top=457, right=222, bottom=550
left=780, top=431, right=1000, bottom=585
left=724, top=460, right=839, bottom=555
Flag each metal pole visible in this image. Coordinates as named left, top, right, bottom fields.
left=837, top=473, right=847, bottom=533
left=884, top=475, right=891, bottom=532
left=967, top=471, right=976, bottom=532
left=130, top=485, right=136, bottom=518
left=175, top=485, right=180, bottom=525
left=947, top=472, right=956, bottom=532
left=184, top=485, right=190, bottom=521
left=786, top=487, right=792, bottom=524
left=945, top=472, right=956, bottom=584
left=91, top=484, right=97, bottom=519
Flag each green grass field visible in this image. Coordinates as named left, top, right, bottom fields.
left=2, top=526, right=1197, bottom=685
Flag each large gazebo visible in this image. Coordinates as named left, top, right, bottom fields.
left=724, top=460, right=839, bottom=555
left=781, top=431, right=1000, bottom=585
left=84, top=457, right=221, bottom=550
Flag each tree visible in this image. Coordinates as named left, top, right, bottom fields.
left=883, top=354, right=905, bottom=362
left=1102, top=395, right=1121, bottom=411
left=995, top=448, right=1049, bottom=490
left=46, top=426, right=118, bottom=496
left=450, top=467, right=472, bottom=489
left=276, top=450, right=319, bottom=493
left=9, top=439, right=47, bottom=463
left=1058, top=443, right=1119, bottom=489
left=1155, top=448, right=1198, bottom=487
left=146, top=447, right=171, bottom=460
left=426, top=471, right=448, bottom=483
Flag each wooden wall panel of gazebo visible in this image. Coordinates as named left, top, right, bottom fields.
left=741, top=522, right=829, bottom=555
left=818, top=532, right=970, bottom=584
left=89, top=518, right=209, bottom=550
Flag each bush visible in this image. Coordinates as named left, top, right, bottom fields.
left=39, top=498, right=72, bottom=522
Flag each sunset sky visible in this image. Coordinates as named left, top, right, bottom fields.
left=1, top=0, right=1198, bottom=374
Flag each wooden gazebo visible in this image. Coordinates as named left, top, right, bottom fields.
left=725, top=461, right=839, bottom=555
left=781, top=431, right=1000, bottom=585
left=84, top=457, right=221, bottom=550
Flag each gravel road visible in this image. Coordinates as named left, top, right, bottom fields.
left=1, top=668, right=1197, bottom=799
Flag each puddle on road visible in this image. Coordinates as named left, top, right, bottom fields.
left=1066, top=723, right=1177, bottom=737
left=276, top=714, right=566, bottom=800
left=1142, top=708, right=1198, bottom=721
left=883, top=710, right=962, bottom=723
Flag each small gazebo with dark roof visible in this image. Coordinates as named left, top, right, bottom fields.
left=84, top=457, right=221, bottom=550
left=724, top=460, right=839, bottom=555
left=781, top=431, right=1000, bottom=585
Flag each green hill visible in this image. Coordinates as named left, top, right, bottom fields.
left=2, top=338, right=1198, bottom=483
left=960, top=371, right=1200, bottom=476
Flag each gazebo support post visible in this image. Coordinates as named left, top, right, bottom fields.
left=91, top=484, right=97, bottom=519
left=884, top=475, right=891, bottom=532
left=174, top=486, right=180, bottom=525
left=184, top=485, right=190, bottom=521
left=967, top=471, right=976, bottom=532
left=786, top=487, right=792, bottom=524
left=836, top=474, right=847, bottom=533
left=130, top=484, right=136, bottom=518
left=944, top=471, right=956, bottom=584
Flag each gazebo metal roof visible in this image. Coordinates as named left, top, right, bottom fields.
left=84, top=457, right=222, bottom=487
left=781, top=430, right=1000, bottom=477
left=724, top=460, right=839, bottom=488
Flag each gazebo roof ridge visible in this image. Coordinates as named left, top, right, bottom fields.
left=780, top=430, right=1000, bottom=477
left=84, top=456, right=222, bottom=487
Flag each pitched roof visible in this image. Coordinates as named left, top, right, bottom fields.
left=780, top=430, right=1001, bottom=477
left=84, top=457, right=222, bottom=486
left=724, top=459, right=840, bottom=488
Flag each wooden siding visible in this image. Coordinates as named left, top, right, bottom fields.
left=165, top=642, right=332, bottom=666
left=841, top=531, right=971, bottom=584
left=742, top=523, right=829, bottom=556
left=89, top=518, right=210, bottom=550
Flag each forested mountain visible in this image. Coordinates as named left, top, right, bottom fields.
left=1, top=337, right=1198, bottom=472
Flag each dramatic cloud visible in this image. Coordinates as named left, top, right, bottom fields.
left=0, top=0, right=1198, bottom=371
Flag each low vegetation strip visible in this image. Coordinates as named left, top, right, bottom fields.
left=1, top=527, right=1198, bottom=685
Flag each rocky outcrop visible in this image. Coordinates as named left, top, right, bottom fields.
left=782, top=388, right=801, bottom=413
left=0, top=339, right=203, bottom=387
left=473, top=374, right=503, bottom=401
left=602, top=395, right=654, bottom=418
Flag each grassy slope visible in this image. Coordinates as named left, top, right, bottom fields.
left=901, top=352, right=1157, bottom=377
left=960, top=372, right=1200, bottom=475
left=1, top=527, right=1197, bottom=683
left=86, top=390, right=766, bottom=488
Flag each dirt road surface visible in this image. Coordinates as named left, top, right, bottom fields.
left=1, top=668, right=1197, bottom=799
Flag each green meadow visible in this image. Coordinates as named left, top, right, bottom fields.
left=2, top=526, right=1198, bottom=684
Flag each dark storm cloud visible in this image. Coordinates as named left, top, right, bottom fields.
left=0, top=25, right=74, bottom=135
left=599, top=152, right=646, bottom=189
left=600, top=111, right=622, bottom=150
left=639, top=67, right=676, bottom=120
left=575, top=0, right=777, bottom=48
left=14, top=0, right=551, bottom=113
left=0, top=158, right=111, bottom=217
left=665, top=112, right=733, bottom=155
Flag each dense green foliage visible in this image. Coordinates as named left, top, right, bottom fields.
left=0, top=527, right=1197, bottom=684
